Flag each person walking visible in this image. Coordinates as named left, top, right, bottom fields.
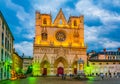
left=100, top=73, right=104, bottom=80
left=70, top=74, right=72, bottom=80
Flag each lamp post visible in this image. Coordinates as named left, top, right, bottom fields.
left=77, top=58, right=84, bottom=74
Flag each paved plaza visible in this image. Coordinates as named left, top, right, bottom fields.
left=0, top=77, right=120, bottom=84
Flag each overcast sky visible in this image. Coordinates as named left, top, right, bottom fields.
left=0, top=0, right=120, bottom=56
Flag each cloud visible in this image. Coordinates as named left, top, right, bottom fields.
left=112, top=0, right=120, bottom=7
left=75, top=0, right=120, bottom=25
left=85, top=25, right=100, bottom=42
left=5, top=0, right=35, bottom=40
left=96, top=0, right=120, bottom=8
left=99, top=38, right=120, bottom=48
left=85, top=24, right=120, bottom=51
left=14, top=41, right=33, bottom=56
left=75, top=0, right=120, bottom=51
left=23, top=32, right=35, bottom=40
left=6, top=0, right=30, bottom=21
left=31, top=0, right=69, bottom=20
left=32, top=0, right=67, bottom=12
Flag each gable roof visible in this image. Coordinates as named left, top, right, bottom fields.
left=53, top=8, right=67, bottom=25
left=42, top=53, right=49, bottom=62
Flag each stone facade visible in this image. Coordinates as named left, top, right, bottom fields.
left=33, top=9, right=87, bottom=76
left=0, top=11, right=14, bottom=80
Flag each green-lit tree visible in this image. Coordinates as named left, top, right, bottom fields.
left=26, top=65, right=32, bottom=74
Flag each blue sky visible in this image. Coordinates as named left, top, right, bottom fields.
left=0, top=0, right=120, bottom=56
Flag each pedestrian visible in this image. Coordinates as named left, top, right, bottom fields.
left=100, top=73, right=104, bottom=80
left=70, top=74, right=72, bottom=79
left=64, top=74, right=66, bottom=80
left=62, top=74, right=64, bottom=79
left=109, top=73, right=111, bottom=78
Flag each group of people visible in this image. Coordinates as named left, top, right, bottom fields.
left=60, top=74, right=74, bottom=80
left=61, top=73, right=86, bottom=80
left=59, top=72, right=120, bottom=80
left=99, top=72, right=120, bottom=80
left=61, top=74, right=67, bottom=80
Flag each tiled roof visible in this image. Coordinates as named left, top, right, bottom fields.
left=89, top=59, right=120, bottom=62
left=98, top=51, right=120, bottom=55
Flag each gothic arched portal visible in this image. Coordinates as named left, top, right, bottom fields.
left=54, top=57, right=68, bottom=75
left=40, top=61, right=50, bottom=76
left=72, top=61, right=77, bottom=74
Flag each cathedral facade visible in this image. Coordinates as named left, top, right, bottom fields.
left=33, top=9, right=87, bottom=76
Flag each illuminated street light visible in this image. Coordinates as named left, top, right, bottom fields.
left=78, top=58, right=84, bottom=74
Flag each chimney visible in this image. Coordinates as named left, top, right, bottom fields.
left=118, top=48, right=120, bottom=52
left=103, top=48, right=106, bottom=52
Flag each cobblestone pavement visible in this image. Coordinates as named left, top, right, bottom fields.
left=0, top=77, right=120, bottom=84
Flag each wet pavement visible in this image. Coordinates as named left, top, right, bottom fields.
left=0, top=77, right=120, bottom=84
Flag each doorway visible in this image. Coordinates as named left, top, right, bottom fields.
left=57, top=67, right=64, bottom=75
left=43, top=68, right=47, bottom=76
left=74, top=68, right=77, bottom=74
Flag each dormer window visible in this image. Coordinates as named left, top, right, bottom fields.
left=74, top=20, right=77, bottom=26
left=43, top=18, right=47, bottom=24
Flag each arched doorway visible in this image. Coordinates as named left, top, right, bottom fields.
left=41, top=61, right=50, bottom=76
left=74, top=68, right=77, bottom=74
left=54, top=57, right=68, bottom=75
left=57, top=67, right=64, bottom=75
left=43, top=64, right=47, bottom=76
left=72, top=61, right=77, bottom=74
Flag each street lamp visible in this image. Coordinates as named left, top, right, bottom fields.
left=78, top=58, right=84, bottom=74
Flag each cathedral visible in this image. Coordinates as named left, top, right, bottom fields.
left=33, top=9, right=87, bottom=76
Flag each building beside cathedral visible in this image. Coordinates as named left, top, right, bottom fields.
left=88, top=48, right=120, bottom=76
left=33, top=9, right=87, bottom=76
left=0, top=11, right=14, bottom=80
left=22, top=55, right=33, bottom=74
left=12, top=49, right=23, bottom=74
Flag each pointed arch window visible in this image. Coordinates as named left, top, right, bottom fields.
left=41, top=33, right=47, bottom=41
left=74, top=20, right=77, bottom=26
left=43, top=18, right=47, bottom=24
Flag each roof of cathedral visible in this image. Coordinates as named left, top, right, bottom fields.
left=53, top=8, right=67, bottom=24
